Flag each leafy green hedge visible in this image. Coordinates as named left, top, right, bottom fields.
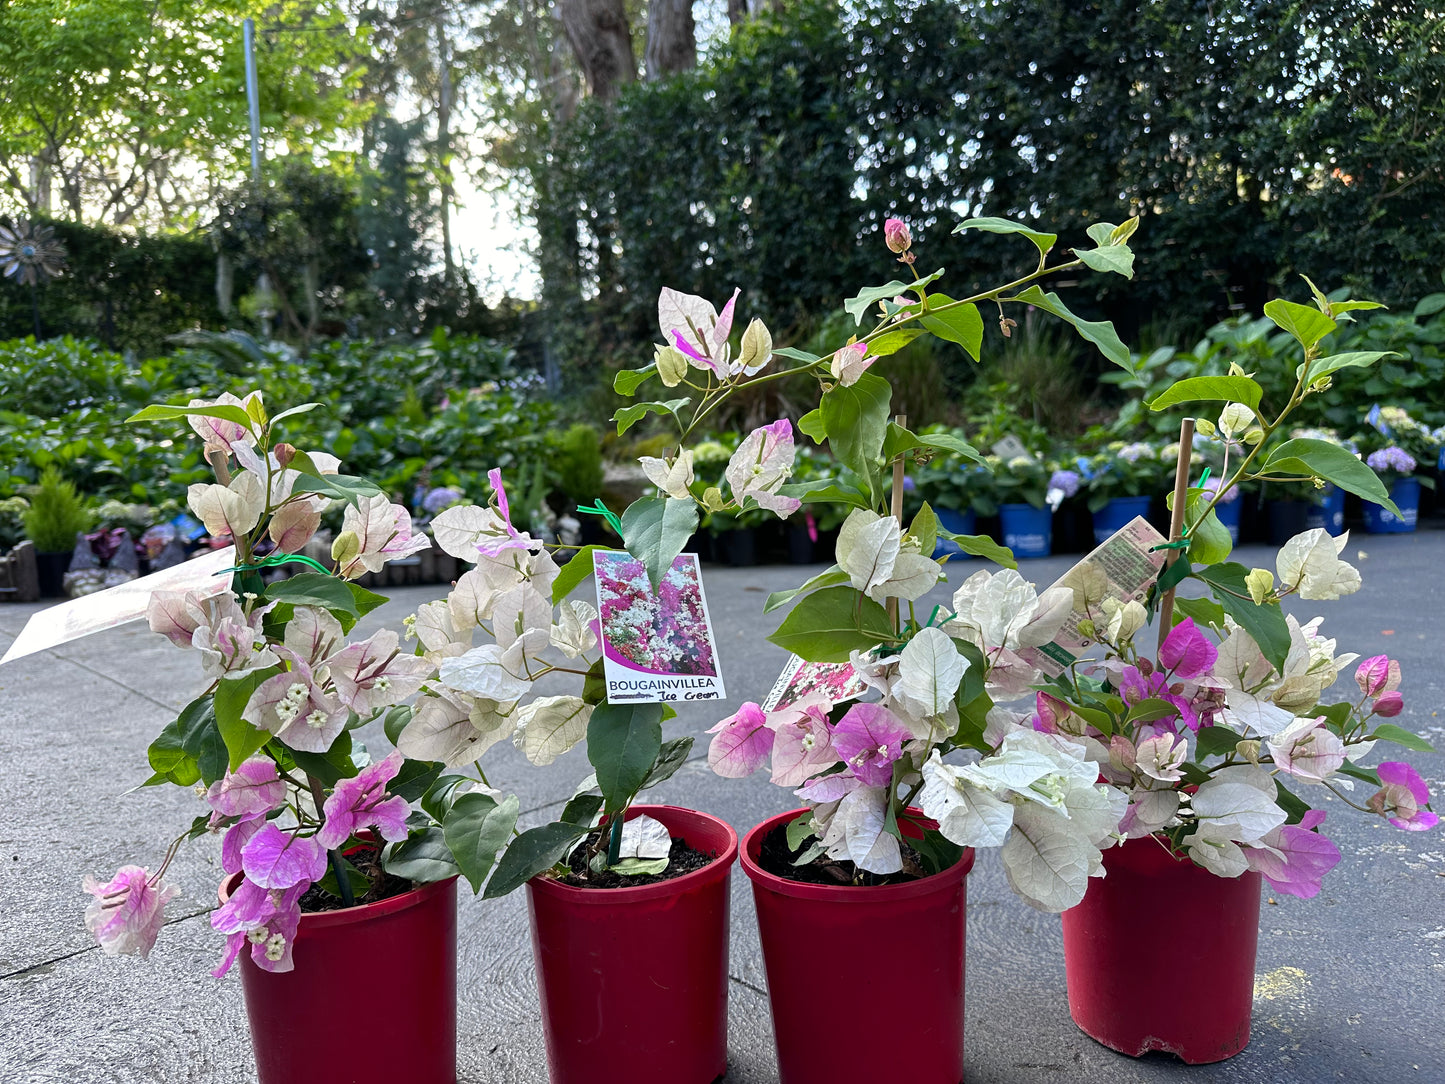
left=0, top=331, right=567, bottom=509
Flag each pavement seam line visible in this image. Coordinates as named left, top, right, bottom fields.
left=0, top=906, right=217, bottom=982
left=48, top=649, right=178, bottom=712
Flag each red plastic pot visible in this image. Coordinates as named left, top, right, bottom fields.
left=219, top=872, right=458, bottom=1084
left=1061, top=836, right=1262, bottom=1063
left=741, top=808, right=976, bottom=1084
left=526, top=803, right=738, bottom=1084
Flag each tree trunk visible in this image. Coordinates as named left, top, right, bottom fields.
left=555, top=0, right=636, bottom=101
left=645, top=0, right=695, bottom=80
left=727, top=0, right=749, bottom=25
left=435, top=16, right=456, bottom=284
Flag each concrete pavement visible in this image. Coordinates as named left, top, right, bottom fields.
left=2, top=537, right=1443, bottom=1083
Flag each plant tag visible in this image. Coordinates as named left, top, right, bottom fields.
left=1016, top=517, right=1166, bottom=677
left=991, top=434, right=1029, bottom=459
left=1, top=546, right=237, bottom=666
left=617, top=813, right=672, bottom=859
left=593, top=550, right=725, bottom=703
left=762, top=654, right=870, bottom=714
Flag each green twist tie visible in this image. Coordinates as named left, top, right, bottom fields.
left=576, top=499, right=623, bottom=536
left=215, top=553, right=334, bottom=577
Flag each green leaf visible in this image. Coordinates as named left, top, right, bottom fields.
left=551, top=545, right=600, bottom=604
left=842, top=269, right=943, bottom=326
left=383, top=826, right=460, bottom=882
left=587, top=703, right=665, bottom=813
left=1274, top=780, right=1313, bottom=825
left=483, top=822, right=590, bottom=899
left=610, top=856, right=669, bottom=876
left=147, top=716, right=200, bottom=786
left=444, top=792, right=521, bottom=894
left=316, top=856, right=370, bottom=901
left=937, top=531, right=1017, bottom=569
left=1193, top=563, right=1291, bottom=670
left=865, top=327, right=925, bottom=357
left=953, top=216, right=1057, bottom=258
left=775, top=478, right=871, bottom=507
left=843, top=280, right=911, bottom=326
left=621, top=496, right=699, bottom=591
left=1262, top=438, right=1399, bottom=515
left=214, top=668, right=277, bottom=771
left=914, top=432, right=985, bottom=464
left=785, top=813, right=817, bottom=851
left=767, top=585, right=895, bottom=663
left=1126, top=698, right=1184, bottom=725
left=1263, top=298, right=1337, bottom=351
left=641, top=736, right=695, bottom=790
left=381, top=704, right=414, bottom=746
left=286, top=732, right=356, bottom=786
left=612, top=398, right=691, bottom=436
left=906, top=826, right=965, bottom=876
left=1076, top=245, right=1135, bottom=279
left=1337, top=763, right=1381, bottom=787
left=1010, top=286, right=1130, bottom=371
left=1296, top=351, right=1397, bottom=384
left=909, top=503, right=940, bottom=557
left=270, top=403, right=321, bottom=426
left=1194, top=725, right=1245, bottom=759
left=263, top=573, right=367, bottom=631
left=1413, top=293, right=1445, bottom=318
left=613, top=365, right=657, bottom=396
left=1181, top=488, right=1232, bottom=565
left=388, top=758, right=443, bottom=803
left=818, top=371, right=892, bottom=499
left=176, top=695, right=227, bottom=785
left=1368, top=724, right=1435, bottom=753
left=952, top=690, right=993, bottom=752
left=421, top=774, right=472, bottom=823
left=763, top=564, right=850, bottom=613
left=1173, top=595, right=1227, bottom=631
left=290, top=473, right=385, bottom=509
left=918, top=297, right=984, bottom=361
left=126, top=403, right=255, bottom=430
left=771, top=347, right=823, bottom=363
left=560, top=793, right=604, bottom=827
left=1148, top=376, right=1263, bottom=413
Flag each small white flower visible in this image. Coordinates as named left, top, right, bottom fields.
left=305, top=710, right=328, bottom=729
left=247, top=926, right=270, bottom=945
left=264, top=934, right=286, bottom=961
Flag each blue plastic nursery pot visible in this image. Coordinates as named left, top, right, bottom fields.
left=1092, top=496, right=1152, bottom=546
left=1213, top=497, right=1242, bottom=543
left=933, top=509, right=977, bottom=559
left=1305, top=485, right=1345, bottom=536
left=1363, top=477, right=1420, bottom=534
left=1000, top=503, right=1052, bottom=558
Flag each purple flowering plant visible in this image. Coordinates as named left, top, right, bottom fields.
left=78, top=390, right=499, bottom=974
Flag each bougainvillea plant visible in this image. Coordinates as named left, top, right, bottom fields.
left=81, top=392, right=474, bottom=969
left=704, top=238, right=1435, bottom=910
left=927, top=284, right=1436, bottom=900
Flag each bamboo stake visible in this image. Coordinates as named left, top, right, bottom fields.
left=888, top=414, right=907, bottom=630
left=1157, top=417, right=1195, bottom=651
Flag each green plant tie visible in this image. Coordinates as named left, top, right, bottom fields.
left=1149, top=467, right=1212, bottom=553
left=215, top=553, right=334, bottom=577
left=575, top=499, right=623, bottom=536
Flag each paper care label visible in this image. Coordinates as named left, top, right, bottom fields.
left=762, top=655, right=870, bottom=714
left=594, top=550, right=725, bottom=704
left=0, top=546, right=237, bottom=666
left=1018, top=516, right=1167, bottom=678
left=990, top=434, right=1030, bottom=460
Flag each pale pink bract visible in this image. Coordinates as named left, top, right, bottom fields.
left=82, top=866, right=179, bottom=959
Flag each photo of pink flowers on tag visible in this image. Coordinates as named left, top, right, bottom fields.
left=762, top=655, right=869, bottom=714
left=594, top=550, right=725, bottom=703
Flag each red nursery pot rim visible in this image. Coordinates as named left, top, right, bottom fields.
left=527, top=803, right=739, bottom=907
left=218, top=868, right=458, bottom=930
left=741, top=807, right=976, bottom=902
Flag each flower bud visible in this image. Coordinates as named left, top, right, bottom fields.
left=702, top=487, right=727, bottom=512
left=331, top=529, right=361, bottom=569
left=654, top=344, right=689, bottom=387
left=1193, top=419, right=1217, bottom=438
left=1235, top=739, right=1261, bottom=764
left=1076, top=617, right=1097, bottom=640
left=1355, top=654, right=1400, bottom=697
left=1217, top=402, right=1256, bottom=438
left=1373, top=691, right=1404, bottom=718
left=884, top=217, right=912, bottom=253
left=1243, top=427, right=1265, bottom=446
left=1244, top=567, right=1274, bottom=605
left=273, top=443, right=296, bottom=469
left=737, top=318, right=773, bottom=374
